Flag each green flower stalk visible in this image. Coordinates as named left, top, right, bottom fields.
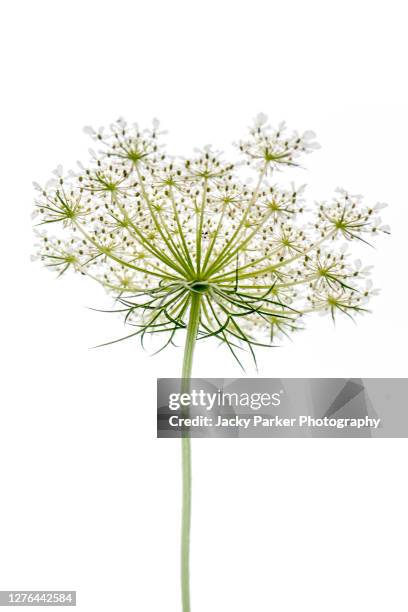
left=32, top=114, right=389, bottom=612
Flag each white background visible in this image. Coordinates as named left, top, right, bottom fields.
left=1, top=1, right=407, bottom=611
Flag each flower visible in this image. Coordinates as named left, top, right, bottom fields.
left=237, top=115, right=320, bottom=172
left=33, top=115, right=389, bottom=364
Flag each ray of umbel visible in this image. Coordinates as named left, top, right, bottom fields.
left=32, top=114, right=389, bottom=612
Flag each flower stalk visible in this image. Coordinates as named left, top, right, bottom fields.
left=180, top=291, right=202, bottom=612
left=181, top=434, right=192, bottom=612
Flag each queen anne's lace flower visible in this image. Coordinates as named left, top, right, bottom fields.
left=33, top=115, right=389, bottom=364
left=238, top=114, right=320, bottom=172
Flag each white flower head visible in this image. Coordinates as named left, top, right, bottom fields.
left=32, top=116, right=389, bottom=363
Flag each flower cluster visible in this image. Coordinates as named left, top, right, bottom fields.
left=32, top=115, right=389, bottom=363
left=237, top=113, right=320, bottom=171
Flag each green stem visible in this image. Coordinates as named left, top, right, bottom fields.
left=180, top=291, right=202, bottom=612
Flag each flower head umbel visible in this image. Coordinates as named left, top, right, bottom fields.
left=238, top=113, right=320, bottom=172
left=33, top=115, right=389, bottom=367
